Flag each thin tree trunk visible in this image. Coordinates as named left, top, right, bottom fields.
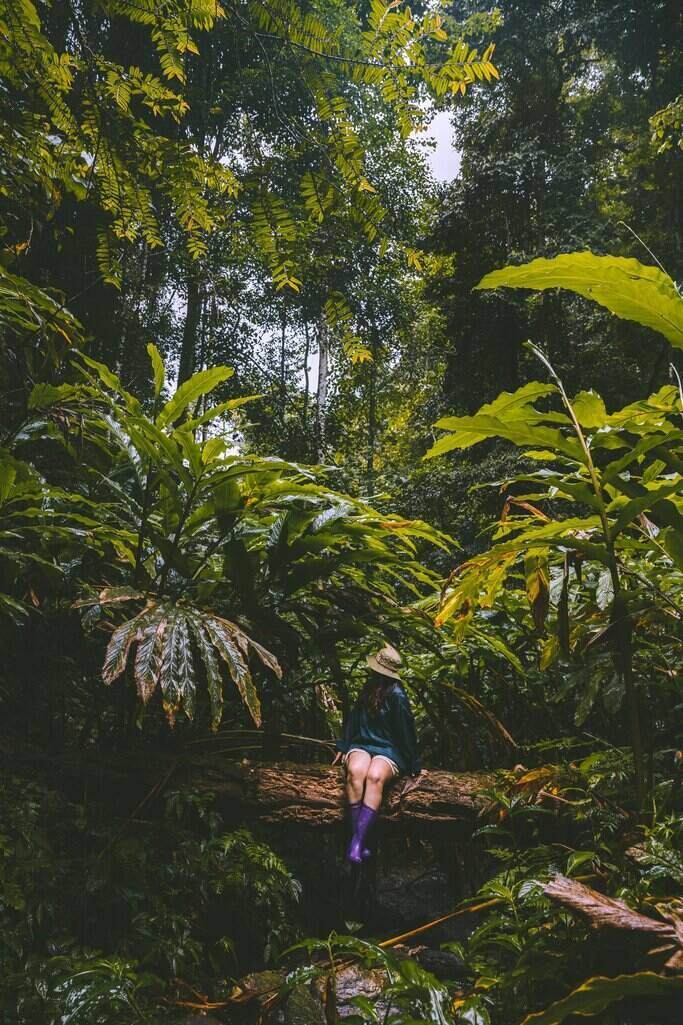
left=178, top=270, right=202, bottom=384
left=302, top=319, right=311, bottom=435
left=367, top=321, right=378, bottom=488
left=315, top=316, right=330, bottom=460
left=201, top=293, right=218, bottom=443
left=120, top=244, right=150, bottom=390
left=280, top=307, right=287, bottom=424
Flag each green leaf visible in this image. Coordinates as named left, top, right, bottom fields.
left=160, top=610, right=196, bottom=723
left=574, top=673, right=601, bottom=726
left=0, top=593, right=29, bottom=622
left=426, top=415, right=581, bottom=461
left=133, top=611, right=166, bottom=703
left=156, top=366, right=234, bottom=428
left=571, top=390, right=608, bottom=428
left=102, top=612, right=145, bottom=685
left=28, top=382, right=82, bottom=410
left=0, top=460, right=16, bottom=504
left=595, top=568, right=614, bottom=610
left=310, top=502, right=353, bottom=534
left=476, top=252, right=683, bottom=348
left=202, top=437, right=227, bottom=464
left=525, top=554, right=550, bottom=630
left=521, top=972, right=683, bottom=1025
left=436, top=381, right=558, bottom=428
left=190, top=617, right=224, bottom=729
left=79, top=354, right=140, bottom=412
left=608, top=480, right=682, bottom=538
left=566, top=850, right=597, bottom=875
left=147, top=343, right=165, bottom=397
left=540, top=634, right=559, bottom=670
left=661, top=527, right=683, bottom=570
left=183, top=394, right=260, bottom=432
left=204, top=616, right=261, bottom=726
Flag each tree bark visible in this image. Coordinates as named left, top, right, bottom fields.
left=201, top=762, right=491, bottom=826
left=302, top=320, right=311, bottom=436
left=178, top=269, right=202, bottom=384
left=366, top=320, right=378, bottom=488
left=315, top=317, right=330, bottom=460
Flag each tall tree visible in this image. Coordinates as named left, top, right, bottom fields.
left=429, top=0, right=683, bottom=413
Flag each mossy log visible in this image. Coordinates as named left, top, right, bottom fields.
left=202, top=762, right=492, bottom=825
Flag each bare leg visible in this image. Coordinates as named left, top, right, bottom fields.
left=345, top=749, right=371, bottom=804
left=363, top=757, right=395, bottom=811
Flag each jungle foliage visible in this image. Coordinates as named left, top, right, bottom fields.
left=0, top=1, right=682, bottom=1024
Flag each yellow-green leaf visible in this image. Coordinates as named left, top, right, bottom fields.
left=147, top=343, right=165, bottom=397
left=156, top=366, right=234, bottom=428
left=476, top=252, right=683, bottom=348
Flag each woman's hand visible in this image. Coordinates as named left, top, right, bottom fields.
left=401, top=769, right=426, bottom=796
left=331, top=751, right=342, bottom=766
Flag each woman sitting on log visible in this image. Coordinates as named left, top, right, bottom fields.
left=333, top=644, right=423, bottom=863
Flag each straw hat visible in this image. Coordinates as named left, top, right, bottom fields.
left=366, top=643, right=402, bottom=680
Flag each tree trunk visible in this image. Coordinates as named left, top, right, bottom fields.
left=178, top=269, right=202, bottom=384
left=367, top=321, right=378, bottom=488
left=315, top=317, right=330, bottom=460
left=302, top=320, right=311, bottom=436
left=201, top=762, right=491, bottom=825
left=280, top=308, right=287, bottom=424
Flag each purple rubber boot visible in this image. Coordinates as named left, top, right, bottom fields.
left=349, top=801, right=372, bottom=860
left=347, top=803, right=377, bottom=864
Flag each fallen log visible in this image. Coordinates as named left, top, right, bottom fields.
left=201, top=762, right=493, bottom=825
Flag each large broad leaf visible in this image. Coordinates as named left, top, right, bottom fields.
left=156, top=366, right=234, bottom=428
left=74, top=587, right=144, bottom=608
left=102, top=611, right=147, bottom=684
left=189, top=617, right=224, bottom=729
left=607, top=480, right=683, bottom=538
left=571, top=390, right=608, bottom=428
left=147, top=343, right=165, bottom=397
left=79, top=354, right=141, bottom=413
left=521, top=972, right=683, bottom=1025
left=475, top=252, right=683, bottom=348
left=183, top=395, right=260, bottom=432
left=438, top=381, right=558, bottom=424
left=0, top=266, right=84, bottom=352
left=160, top=610, right=196, bottom=724
left=204, top=615, right=262, bottom=726
left=426, top=382, right=581, bottom=461
left=134, top=611, right=166, bottom=703
left=243, top=635, right=283, bottom=681
left=426, top=415, right=581, bottom=461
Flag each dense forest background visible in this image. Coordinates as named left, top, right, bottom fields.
left=1, top=1, right=682, bottom=1023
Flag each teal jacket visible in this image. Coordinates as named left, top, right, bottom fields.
left=336, top=684, right=421, bottom=776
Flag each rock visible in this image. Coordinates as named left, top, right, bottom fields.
left=413, top=947, right=466, bottom=981
left=285, top=984, right=326, bottom=1025
left=312, top=963, right=391, bottom=1020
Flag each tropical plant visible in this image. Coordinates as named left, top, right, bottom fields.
left=475, top=251, right=683, bottom=349
left=428, top=252, right=683, bottom=801
left=280, top=931, right=469, bottom=1025
left=9, top=345, right=450, bottom=730
left=0, top=774, right=301, bottom=1020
